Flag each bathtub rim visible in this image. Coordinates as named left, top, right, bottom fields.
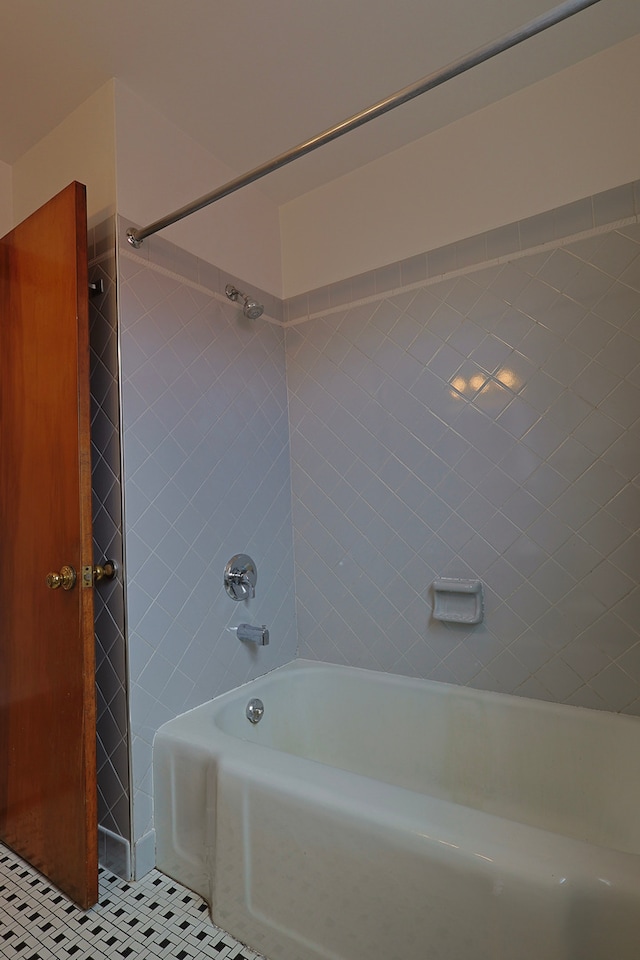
left=154, top=657, right=640, bottom=748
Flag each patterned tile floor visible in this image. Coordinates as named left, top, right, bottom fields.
left=0, top=843, right=267, bottom=960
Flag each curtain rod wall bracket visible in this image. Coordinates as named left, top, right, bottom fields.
left=125, top=0, right=601, bottom=249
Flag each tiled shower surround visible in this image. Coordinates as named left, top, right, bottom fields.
left=117, top=221, right=297, bottom=871
left=93, top=182, right=640, bottom=879
left=286, top=197, right=640, bottom=713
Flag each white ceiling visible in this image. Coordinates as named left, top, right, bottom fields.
left=2, top=0, right=639, bottom=203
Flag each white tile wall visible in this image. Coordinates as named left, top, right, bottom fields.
left=117, top=223, right=297, bottom=847
left=287, top=218, right=640, bottom=715
left=103, top=184, right=639, bottom=876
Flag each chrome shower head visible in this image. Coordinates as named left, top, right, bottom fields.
left=243, top=297, right=264, bottom=320
left=225, top=284, right=264, bottom=320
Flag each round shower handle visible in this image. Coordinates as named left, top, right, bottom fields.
left=224, top=554, right=257, bottom=601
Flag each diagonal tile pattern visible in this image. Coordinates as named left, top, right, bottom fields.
left=92, top=194, right=640, bottom=881
left=89, top=218, right=131, bottom=871
left=117, top=226, right=298, bottom=850
left=287, top=223, right=640, bottom=713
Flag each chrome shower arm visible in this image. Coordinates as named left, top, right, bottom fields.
left=126, top=0, right=601, bottom=249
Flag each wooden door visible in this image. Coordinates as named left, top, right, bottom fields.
left=0, top=182, right=97, bottom=909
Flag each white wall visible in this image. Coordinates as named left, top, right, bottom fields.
left=12, top=81, right=117, bottom=228
left=0, top=160, right=12, bottom=236
left=114, top=82, right=283, bottom=298
left=9, top=78, right=283, bottom=296
left=281, top=33, right=640, bottom=297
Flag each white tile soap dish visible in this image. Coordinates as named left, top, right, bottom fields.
left=432, top=578, right=484, bottom=624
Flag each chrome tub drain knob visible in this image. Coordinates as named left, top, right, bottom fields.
left=246, top=698, right=265, bottom=724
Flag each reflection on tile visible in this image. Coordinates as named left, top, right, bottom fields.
left=288, top=219, right=640, bottom=715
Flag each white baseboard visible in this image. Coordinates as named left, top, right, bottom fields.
left=98, top=826, right=131, bottom=880
left=134, top=829, right=156, bottom=880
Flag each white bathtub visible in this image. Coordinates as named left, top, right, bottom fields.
left=153, top=660, right=640, bottom=960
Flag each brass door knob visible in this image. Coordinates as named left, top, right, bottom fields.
left=46, top=564, right=77, bottom=590
left=93, top=560, right=117, bottom=582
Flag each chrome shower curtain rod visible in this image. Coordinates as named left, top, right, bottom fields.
left=126, top=0, right=601, bottom=248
